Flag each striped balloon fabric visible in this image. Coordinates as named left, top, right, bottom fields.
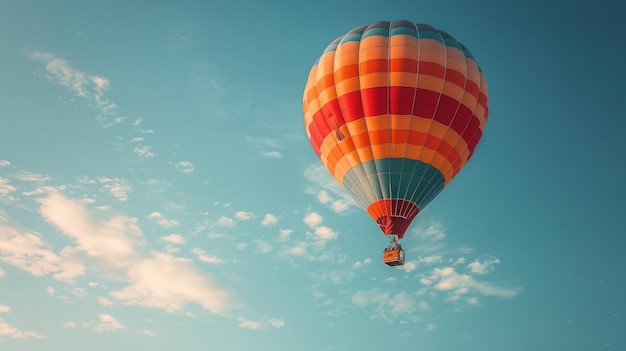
left=303, top=21, right=489, bottom=238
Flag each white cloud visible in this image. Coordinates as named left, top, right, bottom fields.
left=235, top=211, right=256, bottom=221
left=63, top=321, right=77, bottom=328
left=7, top=187, right=239, bottom=317
left=268, top=318, right=285, bottom=328
left=216, top=215, right=235, bottom=228
left=238, top=319, right=261, bottom=330
left=466, top=297, right=480, bottom=306
left=133, top=145, right=156, bottom=158
left=419, top=255, right=443, bottom=264
left=278, top=229, right=292, bottom=240
left=0, top=305, right=10, bottom=313
left=175, top=161, right=195, bottom=173
left=430, top=267, right=521, bottom=298
left=98, top=177, right=131, bottom=202
left=0, top=317, right=44, bottom=339
left=191, top=248, right=224, bottom=264
left=31, top=52, right=121, bottom=127
left=38, top=188, right=141, bottom=269
left=147, top=212, right=180, bottom=228
left=0, top=177, right=17, bottom=195
left=47, top=287, right=55, bottom=296
left=352, top=289, right=426, bottom=320
left=71, top=287, right=87, bottom=297
left=467, top=257, right=500, bottom=275
left=0, top=160, right=10, bottom=167
left=399, top=261, right=418, bottom=273
left=303, top=212, right=323, bottom=228
left=237, top=317, right=285, bottom=330
left=425, top=323, right=437, bottom=332
left=110, top=252, right=238, bottom=314
left=316, top=190, right=332, bottom=204
left=162, top=234, right=186, bottom=245
left=94, top=314, right=125, bottom=332
left=261, top=214, right=278, bottom=227
left=418, top=301, right=430, bottom=311
left=261, top=151, right=283, bottom=158
left=389, top=291, right=417, bottom=316
left=330, top=200, right=349, bottom=214
left=287, top=243, right=307, bottom=256
left=254, top=239, right=272, bottom=254
left=130, top=137, right=144, bottom=143
left=12, top=171, right=50, bottom=182
left=352, top=289, right=389, bottom=308
left=245, top=136, right=290, bottom=159
left=97, top=296, right=114, bottom=306
left=313, top=226, right=338, bottom=241
left=304, top=163, right=357, bottom=210
left=0, top=225, right=85, bottom=282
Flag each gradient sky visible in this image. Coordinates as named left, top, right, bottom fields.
left=1, top=1, right=625, bottom=350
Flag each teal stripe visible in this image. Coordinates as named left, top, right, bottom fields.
left=339, top=33, right=363, bottom=44
left=361, top=27, right=389, bottom=39
left=391, top=26, right=418, bottom=38
left=342, top=158, right=446, bottom=208
left=444, top=38, right=464, bottom=51
left=418, top=30, right=444, bottom=42
left=323, top=42, right=338, bottom=54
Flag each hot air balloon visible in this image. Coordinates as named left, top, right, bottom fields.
left=303, top=21, right=488, bottom=266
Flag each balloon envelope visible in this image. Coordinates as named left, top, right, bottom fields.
left=303, top=21, right=489, bottom=238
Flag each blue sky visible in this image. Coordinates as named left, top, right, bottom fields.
left=1, top=0, right=625, bottom=350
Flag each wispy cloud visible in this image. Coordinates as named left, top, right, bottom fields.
left=97, top=296, right=114, bottom=306
left=0, top=306, right=44, bottom=339
left=216, top=215, right=235, bottom=228
left=31, top=51, right=122, bottom=128
left=175, top=161, right=195, bottom=173
left=97, top=177, right=132, bottom=201
left=110, top=252, right=238, bottom=314
left=254, top=239, right=272, bottom=254
left=467, top=256, right=501, bottom=275
left=260, top=214, right=278, bottom=227
left=303, top=212, right=337, bottom=241
left=0, top=177, right=17, bottom=195
left=191, top=248, right=224, bottom=264
left=0, top=225, right=86, bottom=282
left=16, top=187, right=239, bottom=316
left=11, top=171, right=50, bottom=183
left=237, top=317, right=285, bottom=330
left=162, top=234, right=186, bottom=245
left=147, top=212, right=180, bottom=229
left=94, top=314, right=125, bottom=332
left=0, top=160, right=11, bottom=167
left=429, top=266, right=521, bottom=298
left=304, top=164, right=356, bottom=214
left=245, top=136, right=286, bottom=159
left=235, top=211, right=256, bottom=221
left=133, top=145, right=156, bottom=158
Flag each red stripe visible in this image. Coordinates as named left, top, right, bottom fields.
left=366, top=199, right=420, bottom=238
left=306, top=86, right=484, bottom=152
